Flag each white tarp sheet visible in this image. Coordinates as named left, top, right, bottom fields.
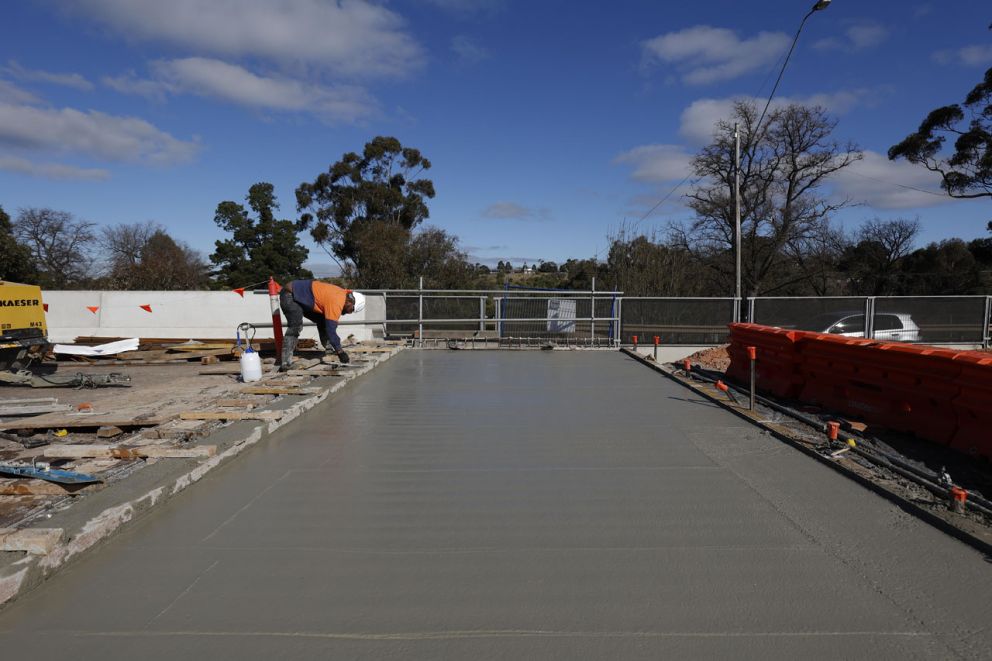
left=52, top=338, right=140, bottom=356
left=547, top=298, right=576, bottom=333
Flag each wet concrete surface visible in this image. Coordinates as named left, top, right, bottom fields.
left=0, top=351, right=990, bottom=659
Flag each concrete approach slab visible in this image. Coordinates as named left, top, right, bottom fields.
left=0, top=351, right=990, bottom=660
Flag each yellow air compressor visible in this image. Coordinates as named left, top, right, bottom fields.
left=0, top=280, right=50, bottom=372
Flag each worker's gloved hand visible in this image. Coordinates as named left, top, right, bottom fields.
left=337, top=350, right=350, bottom=364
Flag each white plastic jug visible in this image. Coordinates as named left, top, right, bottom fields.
left=240, top=349, right=262, bottom=382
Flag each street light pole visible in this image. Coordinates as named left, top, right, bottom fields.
left=735, top=0, right=830, bottom=319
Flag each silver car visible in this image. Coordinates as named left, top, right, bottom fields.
left=804, top=312, right=921, bottom=342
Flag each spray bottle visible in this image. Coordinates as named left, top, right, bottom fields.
left=237, top=322, right=262, bottom=382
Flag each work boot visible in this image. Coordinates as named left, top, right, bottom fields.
left=280, top=335, right=299, bottom=371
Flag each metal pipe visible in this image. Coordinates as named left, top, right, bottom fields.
left=590, top=277, right=596, bottom=342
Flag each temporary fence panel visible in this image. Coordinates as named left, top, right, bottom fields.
left=750, top=297, right=870, bottom=338
left=872, top=296, right=986, bottom=344
left=620, top=298, right=736, bottom=344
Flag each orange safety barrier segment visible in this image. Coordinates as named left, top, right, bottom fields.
left=726, top=323, right=992, bottom=461
left=949, top=352, right=992, bottom=458
left=726, top=324, right=803, bottom=399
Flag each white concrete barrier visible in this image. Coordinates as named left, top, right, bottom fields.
left=42, top=290, right=384, bottom=345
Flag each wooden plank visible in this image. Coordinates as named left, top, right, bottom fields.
left=0, top=478, right=95, bottom=496
left=240, top=386, right=320, bottom=396
left=0, top=403, right=73, bottom=416
left=285, top=369, right=346, bottom=377
left=74, top=336, right=317, bottom=350
left=0, top=413, right=175, bottom=432
left=44, top=444, right=217, bottom=459
left=199, top=365, right=275, bottom=375
left=213, top=399, right=261, bottom=408
left=166, top=343, right=243, bottom=352
left=0, top=528, right=64, bottom=554
left=179, top=411, right=282, bottom=422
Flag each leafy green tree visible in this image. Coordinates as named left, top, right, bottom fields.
left=295, top=136, right=435, bottom=265
left=889, top=67, right=992, bottom=202
left=341, top=222, right=479, bottom=289
left=0, top=205, right=37, bottom=283
left=211, top=182, right=311, bottom=287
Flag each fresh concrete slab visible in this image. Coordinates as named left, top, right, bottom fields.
left=0, top=351, right=990, bottom=660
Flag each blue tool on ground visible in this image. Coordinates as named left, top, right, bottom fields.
left=0, top=463, right=102, bottom=484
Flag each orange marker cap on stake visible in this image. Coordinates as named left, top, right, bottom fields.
left=827, top=421, right=840, bottom=441
left=653, top=336, right=660, bottom=345
left=747, top=346, right=757, bottom=360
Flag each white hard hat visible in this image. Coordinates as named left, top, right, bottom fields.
left=350, top=291, right=366, bottom=314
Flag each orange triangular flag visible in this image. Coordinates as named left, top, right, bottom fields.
left=140, top=304, right=152, bottom=313
left=87, top=306, right=99, bottom=314
left=233, top=288, right=245, bottom=298
left=43, top=303, right=49, bottom=312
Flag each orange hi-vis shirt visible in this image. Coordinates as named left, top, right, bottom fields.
left=310, top=281, right=350, bottom=322
left=287, top=280, right=352, bottom=352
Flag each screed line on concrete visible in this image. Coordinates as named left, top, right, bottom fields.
left=0, top=351, right=990, bottom=660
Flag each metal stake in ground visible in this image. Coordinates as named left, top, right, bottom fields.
left=747, top=345, right=757, bottom=411
left=268, top=277, right=283, bottom=359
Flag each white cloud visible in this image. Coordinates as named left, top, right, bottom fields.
left=933, top=44, right=992, bottom=67
left=831, top=150, right=953, bottom=209
left=679, top=90, right=869, bottom=145
left=62, top=0, right=424, bottom=78
left=0, top=156, right=109, bottom=181
left=642, top=26, right=791, bottom=85
left=151, top=58, right=377, bottom=122
left=0, top=101, right=199, bottom=165
left=102, top=72, right=173, bottom=102
left=0, top=79, right=41, bottom=105
left=3, top=60, right=94, bottom=91
left=451, top=36, right=489, bottom=65
left=813, top=23, right=888, bottom=52
left=613, top=144, right=693, bottom=184
left=481, top=202, right=552, bottom=220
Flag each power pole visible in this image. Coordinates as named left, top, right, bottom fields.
left=734, top=123, right=742, bottom=321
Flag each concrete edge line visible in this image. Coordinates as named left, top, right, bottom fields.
left=619, top=348, right=992, bottom=559
left=0, top=347, right=403, bottom=610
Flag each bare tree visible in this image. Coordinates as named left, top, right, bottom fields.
left=13, top=208, right=96, bottom=288
left=841, top=218, right=920, bottom=295
left=100, top=221, right=158, bottom=286
left=674, top=101, right=862, bottom=296
left=100, top=222, right=208, bottom=290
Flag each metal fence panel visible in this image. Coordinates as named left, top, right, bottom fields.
left=620, top=298, right=736, bottom=344
left=751, top=297, right=869, bottom=337
left=873, top=296, right=986, bottom=343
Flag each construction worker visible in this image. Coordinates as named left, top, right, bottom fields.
left=279, top=280, right=366, bottom=370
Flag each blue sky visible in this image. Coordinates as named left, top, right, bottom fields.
left=1, top=0, right=991, bottom=275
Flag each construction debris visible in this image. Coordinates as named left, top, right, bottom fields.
left=0, top=527, right=63, bottom=554
left=43, top=444, right=217, bottom=459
